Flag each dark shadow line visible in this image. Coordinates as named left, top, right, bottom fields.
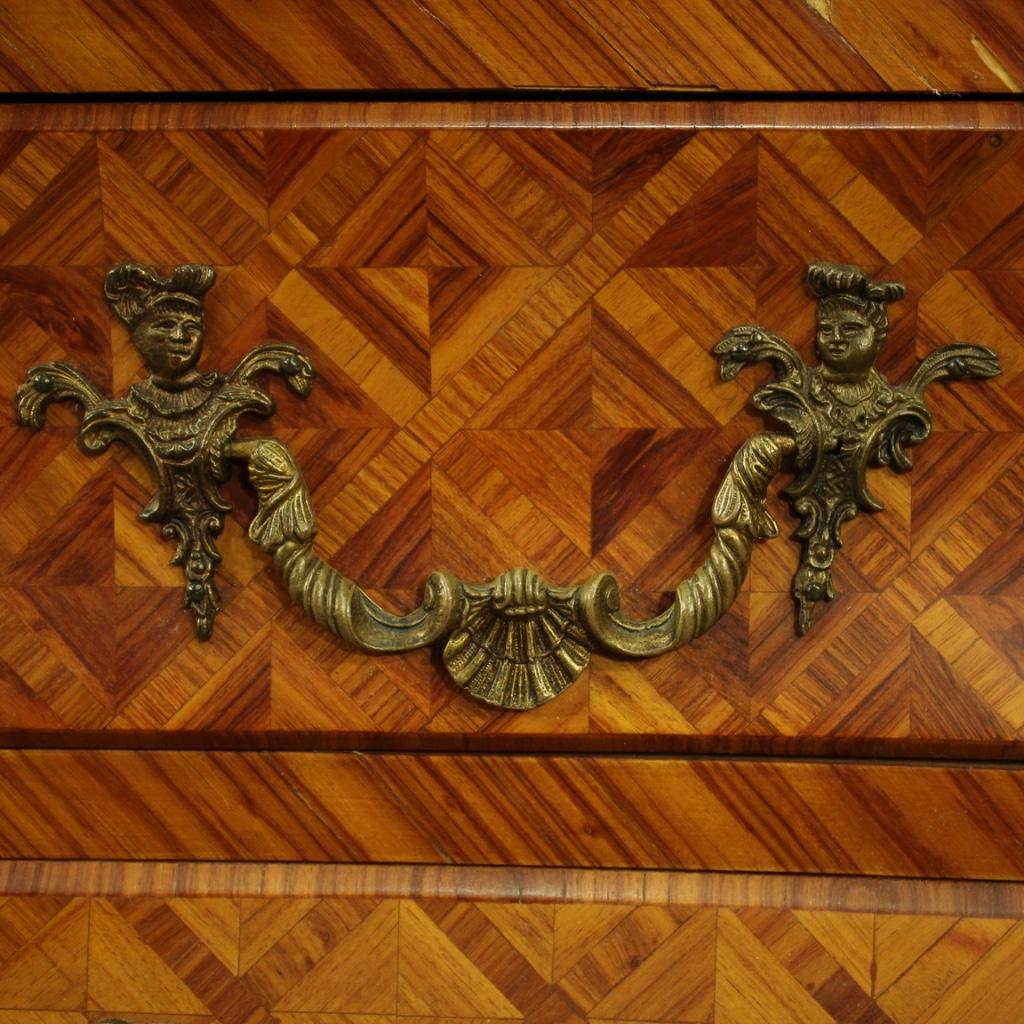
left=0, top=86, right=1022, bottom=105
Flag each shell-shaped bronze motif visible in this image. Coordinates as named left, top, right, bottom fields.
left=443, top=569, right=592, bottom=710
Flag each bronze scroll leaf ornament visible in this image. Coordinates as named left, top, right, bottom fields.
left=15, top=261, right=1000, bottom=708
left=715, top=261, right=1001, bottom=634
left=238, top=429, right=792, bottom=709
left=15, top=263, right=314, bottom=639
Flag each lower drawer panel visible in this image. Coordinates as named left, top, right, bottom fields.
left=3, top=749, right=1023, bottom=878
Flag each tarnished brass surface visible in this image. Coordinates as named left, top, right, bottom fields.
left=715, top=261, right=1002, bottom=634
left=14, top=259, right=1001, bottom=708
left=15, top=262, right=314, bottom=639
left=444, top=569, right=591, bottom=710
left=236, top=430, right=793, bottom=708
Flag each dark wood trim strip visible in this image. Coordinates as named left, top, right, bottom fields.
left=0, top=99, right=1020, bottom=132
left=1, top=729, right=1021, bottom=761
left=0, top=860, right=1021, bottom=917
left=1, top=751, right=1024, bottom=879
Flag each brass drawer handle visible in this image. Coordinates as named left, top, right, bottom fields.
left=14, top=261, right=1000, bottom=709
left=230, top=428, right=791, bottom=709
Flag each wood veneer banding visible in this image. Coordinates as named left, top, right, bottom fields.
left=0, top=860, right=1021, bottom=917
left=0, top=751, right=1023, bottom=879
left=0, top=98, right=1021, bottom=131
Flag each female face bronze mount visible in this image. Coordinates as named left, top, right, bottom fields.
left=131, top=306, right=205, bottom=383
left=715, top=261, right=1001, bottom=634
left=814, top=308, right=881, bottom=383
left=14, top=261, right=315, bottom=642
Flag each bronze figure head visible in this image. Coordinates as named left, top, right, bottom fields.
left=808, top=261, right=906, bottom=383
left=104, top=263, right=216, bottom=384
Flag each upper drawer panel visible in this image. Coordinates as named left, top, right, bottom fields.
left=1, top=113, right=1021, bottom=755
left=0, top=1, right=1021, bottom=93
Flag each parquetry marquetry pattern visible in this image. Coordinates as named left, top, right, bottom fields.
left=1, top=126, right=1022, bottom=751
left=1, top=894, right=1024, bottom=1023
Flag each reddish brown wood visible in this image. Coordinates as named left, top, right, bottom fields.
left=0, top=873, right=1020, bottom=1018
left=2, top=860, right=1023, bottom=916
left=0, top=1, right=1021, bottom=94
left=1, top=115, right=1021, bottom=759
left=0, top=751, right=1022, bottom=880
left=0, top=99, right=1021, bottom=132
left=0, top=23, right=1021, bottom=1014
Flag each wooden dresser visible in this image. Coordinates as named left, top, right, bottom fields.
left=0, top=3, right=1023, bottom=1020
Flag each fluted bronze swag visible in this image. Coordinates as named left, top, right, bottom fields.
left=15, top=261, right=1001, bottom=709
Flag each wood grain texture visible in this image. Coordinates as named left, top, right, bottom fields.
left=1, top=99, right=1023, bottom=132
left=3, top=861, right=1024, bottom=917
left=0, top=0, right=1022, bottom=94
left=0, top=751, right=1022, bottom=880
left=1, top=120, right=1021, bottom=757
left=0, top=886, right=1020, bottom=1020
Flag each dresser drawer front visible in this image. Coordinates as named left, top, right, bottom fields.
left=2, top=108, right=1021, bottom=757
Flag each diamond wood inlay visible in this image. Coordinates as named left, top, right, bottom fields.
left=0, top=125, right=1020, bottom=756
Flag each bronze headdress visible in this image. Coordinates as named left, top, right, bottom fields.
left=808, top=261, right=906, bottom=342
left=103, top=262, right=216, bottom=329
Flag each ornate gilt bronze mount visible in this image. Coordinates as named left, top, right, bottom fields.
left=715, top=262, right=1001, bottom=633
left=14, top=260, right=1002, bottom=708
left=15, top=263, right=314, bottom=639
left=237, top=429, right=791, bottom=708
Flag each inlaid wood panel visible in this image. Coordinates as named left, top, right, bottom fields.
left=0, top=870, right=1022, bottom=1022
left=1, top=121, right=1022, bottom=755
left=0, top=751, right=1023, bottom=880
left=0, top=0, right=1021, bottom=94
